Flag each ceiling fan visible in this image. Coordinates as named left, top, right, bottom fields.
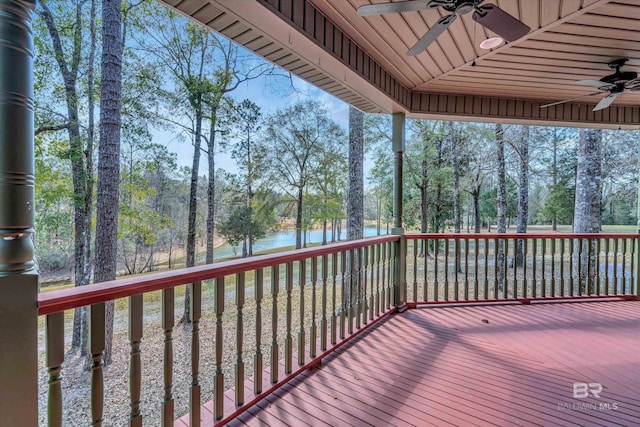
left=541, top=59, right=640, bottom=111
left=357, top=0, right=530, bottom=56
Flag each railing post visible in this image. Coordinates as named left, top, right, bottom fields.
left=0, top=1, right=38, bottom=425
left=392, top=112, right=406, bottom=305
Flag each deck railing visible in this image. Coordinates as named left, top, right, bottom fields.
left=38, top=236, right=399, bottom=426
left=405, top=233, right=640, bottom=304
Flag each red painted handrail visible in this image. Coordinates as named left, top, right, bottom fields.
left=405, top=232, right=640, bottom=240
left=38, top=235, right=400, bottom=316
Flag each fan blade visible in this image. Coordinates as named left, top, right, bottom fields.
left=358, top=0, right=432, bottom=16
left=540, top=91, right=603, bottom=109
left=472, top=4, right=530, bottom=42
left=576, top=80, right=616, bottom=90
left=593, top=92, right=621, bottom=111
left=625, top=78, right=640, bottom=90
left=407, top=13, right=456, bottom=56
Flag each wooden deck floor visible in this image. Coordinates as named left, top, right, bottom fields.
left=183, top=300, right=640, bottom=426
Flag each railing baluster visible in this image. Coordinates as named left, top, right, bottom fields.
left=235, top=274, right=244, bottom=407
left=214, top=276, right=225, bottom=420
left=161, top=288, right=174, bottom=425
left=483, top=238, right=489, bottom=300
left=331, top=252, right=338, bottom=345
left=559, top=239, right=565, bottom=296
left=375, top=244, right=381, bottom=315
left=474, top=238, right=479, bottom=300
left=464, top=238, right=469, bottom=301
left=369, top=245, right=375, bottom=320
left=190, top=281, right=202, bottom=426
left=604, top=238, right=610, bottom=295
left=423, top=239, right=428, bottom=302
left=46, top=312, right=64, bottom=427
left=532, top=239, right=537, bottom=298
left=285, top=262, right=293, bottom=374
left=310, top=257, right=317, bottom=358
left=339, top=251, right=346, bottom=339
left=298, top=259, right=306, bottom=366
left=613, top=238, right=620, bottom=295
left=254, top=268, right=263, bottom=395
left=453, top=239, right=459, bottom=301
left=347, top=250, right=355, bottom=334
left=578, top=238, right=583, bottom=296
left=522, top=238, right=528, bottom=299
left=412, top=240, right=418, bottom=302
left=596, top=239, right=602, bottom=295
left=541, top=239, right=547, bottom=298
left=631, top=237, right=637, bottom=296
left=355, top=248, right=362, bottom=330
left=362, top=246, right=369, bottom=325
left=321, top=254, right=328, bottom=351
left=129, top=295, right=143, bottom=427
left=569, top=238, right=575, bottom=296
left=504, top=238, right=509, bottom=300
left=270, top=266, right=279, bottom=384
left=434, top=239, right=439, bottom=302
left=550, top=238, right=556, bottom=298
left=622, top=238, right=627, bottom=294
left=493, top=238, right=499, bottom=300
left=444, top=238, right=449, bottom=301
left=90, top=302, right=105, bottom=427
left=512, top=238, right=517, bottom=299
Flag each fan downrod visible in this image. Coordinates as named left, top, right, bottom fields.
left=608, top=58, right=628, bottom=71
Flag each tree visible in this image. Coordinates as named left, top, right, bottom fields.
left=347, top=106, right=364, bottom=241
left=93, top=0, right=123, bottom=366
left=516, top=126, right=530, bottom=267
left=37, top=0, right=94, bottom=354
left=228, top=99, right=263, bottom=256
left=573, top=129, right=602, bottom=293
left=263, top=100, right=344, bottom=249
left=495, top=124, right=506, bottom=290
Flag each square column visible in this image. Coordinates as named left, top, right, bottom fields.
left=391, top=112, right=406, bottom=305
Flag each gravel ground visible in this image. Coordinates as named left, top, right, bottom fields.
left=36, top=278, right=357, bottom=426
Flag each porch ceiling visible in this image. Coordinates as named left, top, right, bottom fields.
left=161, top=0, right=640, bottom=129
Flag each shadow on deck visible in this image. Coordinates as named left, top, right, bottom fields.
left=178, top=300, right=640, bottom=426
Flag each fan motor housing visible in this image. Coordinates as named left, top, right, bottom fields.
left=601, top=71, right=638, bottom=84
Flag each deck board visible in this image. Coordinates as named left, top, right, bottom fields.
left=180, top=300, right=640, bottom=426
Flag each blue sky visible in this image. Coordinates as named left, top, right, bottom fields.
left=163, top=72, right=351, bottom=175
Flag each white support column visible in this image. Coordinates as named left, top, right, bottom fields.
left=392, top=112, right=406, bottom=306
left=0, top=1, right=38, bottom=425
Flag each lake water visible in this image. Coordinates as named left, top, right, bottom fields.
left=206, top=226, right=387, bottom=260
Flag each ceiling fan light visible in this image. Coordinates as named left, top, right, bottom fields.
left=480, top=37, right=504, bottom=49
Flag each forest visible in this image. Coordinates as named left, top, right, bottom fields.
left=34, top=0, right=639, bottom=286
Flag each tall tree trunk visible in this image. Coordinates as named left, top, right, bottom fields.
left=347, top=106, right=364, bottom=241
left=496, top=124, right=507, bottom=291
left=295, top=186, right=303, bottom=249
left=420, top=160, right=428, bottom=234
left=94, top=0, right=123, bottom=366
left=449, top=122, right=462, bottom=272
left=206, top=106, right=217, bottom=264
left=573, top=129, right=602, bottom=294
left=551, top=128, right=559, bottom=231
left=322, top=219, right=327, bottom=245
left=516, top=126, right=529, bottom=267
left=473, top=185, right=481, bottom=233
left=39, top=2, right=92, bottom=354
left=182, top=113, right=203, bottom=323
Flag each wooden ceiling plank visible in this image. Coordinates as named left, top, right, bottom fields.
left=424, top=0, right=612, bottom=85
left=557, top=23, right=640, bottom=42
left=571, top=13, right=640, bottom=32
left=561, top=0, right=583, bottom=17
left=540, top=0, right=562, bottom=26
left=595, top=3, right=640, bottom=19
